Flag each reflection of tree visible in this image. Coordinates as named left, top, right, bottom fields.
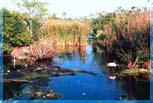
left=32, top=78, right=50, bottom=88
left=4, top=78, right=56, bottom=99
left=34, top=59, right=54, bottom=67
left=58, top=52, right=73, bottom=60
left=92, top=44, right=106, bottom=64
left=120, top=76, right=150, bottom=100
left=58, top=46, right=86, bottom=62
left=3, top=62, right=13, bottom=73
left=24, top=78, right=60, bottom=99
left=4, top=82, right=24, bottom=99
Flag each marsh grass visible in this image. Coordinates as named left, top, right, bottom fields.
left=121, top=69, right=150, bottom=76
left=92, top=8, right=150, bottom=67
left=39, top=19, right=90, bottom=46
left=21, top=74, right=49, bottom=80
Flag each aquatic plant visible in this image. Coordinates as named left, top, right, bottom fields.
left=121, top=69, right=149, bottom=76
left=91, top=7, right=150, bottom=69
left=21, top=74, right=49, bottom=80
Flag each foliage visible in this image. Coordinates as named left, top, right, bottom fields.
left=32, top=18, right=42, bottom=40
left=21, top=74, right=49, bottom=80
left=3, top=9, right=33, bottom=52
left=12, top=0, right=48, bottom=18
left=91, top=7, right=150, bottom=67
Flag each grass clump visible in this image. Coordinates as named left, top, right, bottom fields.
left=21, top=74, right=49, bottom=80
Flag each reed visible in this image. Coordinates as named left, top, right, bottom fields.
left=95, top=8, right=149, bottom=48
left=39, top=19, right=90, bottom=47
left=12, top=19, right=91, bottom=60
left=92, top=7, right=150, bottom=67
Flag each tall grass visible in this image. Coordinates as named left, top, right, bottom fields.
left=95, top=8, right=149, bottom=47
left=11, top=19, right=90, bottom=61
left=92, top=7, right=150, bottom=68
left=39, top=19, right=90, bottom=47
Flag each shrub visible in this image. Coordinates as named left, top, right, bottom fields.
left=3, top=8, right=33, bottom=52
left=91, top=7, right=150, bottom=65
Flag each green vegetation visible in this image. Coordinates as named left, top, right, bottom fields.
left=13, top=0, right=49, bottom=18
left=3, top=67, right=97, bottom=83
left=3, top=11, right=90, bottom=55
left=3, top=0, right=49, bottom=53
left=4, top=74, right=50, bottom=83
left=2, top=1, right=150, bottom=80
left=2, top=0, right=150, bottom=100
left=3, top=9, right=33, bottom=52
left=21, top=74, right=49, bottom=80
left=121, top=69, right=149, bottom=76
left=90, top=7, right=150, bottom=69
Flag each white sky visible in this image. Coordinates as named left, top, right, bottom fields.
left=0, top=0, right=149, bottom=18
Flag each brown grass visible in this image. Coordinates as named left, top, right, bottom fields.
left=38, top=19, right=90, bottom=46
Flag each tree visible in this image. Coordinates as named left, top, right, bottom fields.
left=12, top=0, right=48, bottom=36
left=12, top=0, right=48, bottom=18
left=3, top=9, right=32, bottom=53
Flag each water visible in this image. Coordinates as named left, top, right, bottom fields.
left=49, top=45, right=124, bottom=100
left=3, top=45, right=149, bottom=100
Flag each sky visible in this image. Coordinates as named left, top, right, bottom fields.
left=0, top=0, right=150, bottom=18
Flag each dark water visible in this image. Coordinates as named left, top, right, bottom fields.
left=48, top=45, right=149, bottom=100
left=3, top=45, right=150, bottom=100
left=49, top=45, right=124, bottom=100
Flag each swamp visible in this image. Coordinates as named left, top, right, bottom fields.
left=1, top=0, right=151, bottom=100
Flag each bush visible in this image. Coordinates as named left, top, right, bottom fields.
left=91, top=7, right=150, bottom=65
left=3, top=8, right=33, bottom=52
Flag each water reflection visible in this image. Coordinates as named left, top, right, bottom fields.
left=4, top=82, right=24, bottom=99
left=3, top=45, right=149, bottom=100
